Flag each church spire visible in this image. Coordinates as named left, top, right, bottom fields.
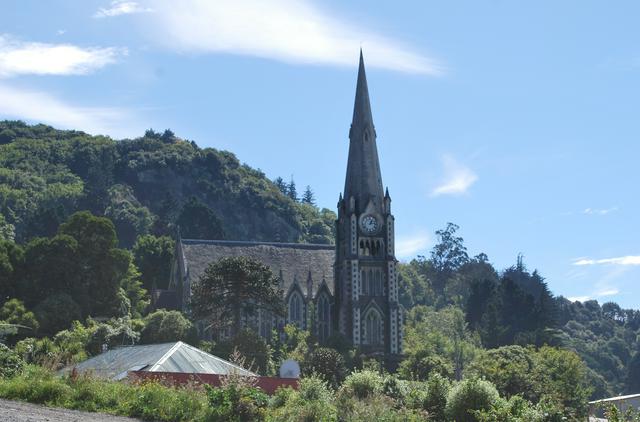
left=343, top=50, right=384, bottom=213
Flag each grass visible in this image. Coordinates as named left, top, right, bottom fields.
left=0, top=365, right=212, bottom=422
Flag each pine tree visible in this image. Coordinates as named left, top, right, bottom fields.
left=287, top=177, right=298, bottom=202
left=302, top=185, right=315, bottom=205
left=273, top=177, right=288, bottom=195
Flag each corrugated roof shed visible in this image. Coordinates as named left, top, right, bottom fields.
left=70, top=341, right=255, bottom=380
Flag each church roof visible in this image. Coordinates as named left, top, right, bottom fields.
left=67, top=341, right=255, bottom=380
left=180, top=239, right=335, bottom=297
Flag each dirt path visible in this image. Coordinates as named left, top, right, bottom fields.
left=0, top=399, right=142, bottom=422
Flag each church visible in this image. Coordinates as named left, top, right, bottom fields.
left=167, top=52, right=403, bottom=359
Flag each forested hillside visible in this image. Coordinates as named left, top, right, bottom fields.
left=0, top=121, right=335, bottom=247
left=1, top=121, right=639, bottom=413
left=397, top=223, right=640, bottom=398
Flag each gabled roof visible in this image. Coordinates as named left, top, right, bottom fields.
left=70, top=341, right=255, bottom=380
left=180, top=239, right=335, bottom=296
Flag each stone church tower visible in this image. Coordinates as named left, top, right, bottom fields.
left=335, top=51, right=403, bottom=358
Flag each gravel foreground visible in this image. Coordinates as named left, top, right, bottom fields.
left=0, top=399, right=142, bottom=422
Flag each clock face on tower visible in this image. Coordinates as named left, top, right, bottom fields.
left=360, top=215, right=379, bottom=234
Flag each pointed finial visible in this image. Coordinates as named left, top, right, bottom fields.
left=385, top=187, right=390, bottom=197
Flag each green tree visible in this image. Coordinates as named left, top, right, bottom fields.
left=401, top=306, right=479, bottom=381
left=0, top=240, right=23, bottom=302
left=212, top=329, right=271, bottom=374
left=445, top=378, right=500, bottom=422
left=0, top=299, right=38, bottom=343
left=429, top=222, right=469, bottom=295
left=104, top=184, right=154, bottom=247
left=626, top=351, right=640, bottom=393
left=287, top=177, right=298, bottom=202
left=301, top=185, right=315, bottom=205
left=468, top=345, right=535, bottom=401
left=58, top=211, right=130, bottom=317
left=33, top=293, right=82, bottom=337
left=532, top=346, right=591, bottom=419
left=191, top=257, right=284, bottom=335
left=301, top=347, right=346, bottom=388
left=273, top=177, right=288, bottom=195
left=132, top=235, right=174, bottom=291
left=139, top=309, right=197, bottom=345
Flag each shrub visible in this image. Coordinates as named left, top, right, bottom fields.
left=268, top=376, right=337, bottom=422
left=13, top=337, right=60, bottom=366
left=206, top=384, right=268, bottom=422
left=301, top=347, right=346, bottom=388
left=445, top=378, right=500, bottom=422
left=140, top=309, right=198, bottom=345
left=0, top=344, right=24, bottom=378
left=381, top=374, right=409, bottom=405
left=337, top=393, right=426, bottom=421
left=0, top=365, right=72, bottom=405
left=475, top=395, right=544, bottom=422
left=406, top=373, right=450, bottom=421
left=340, top=369, right=383, bottom=399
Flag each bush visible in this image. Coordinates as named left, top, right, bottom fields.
left=340, top=369, right=383, bottom=399
left=475, top=395, right=544, bottom=422
left=0, top=344, right=25, bottom=378
left=445, top=378, right=500, bottom=422
left=301, top=347, right=346, bottom=388
left=268, top=377, right=337, bottom=422
left=140, top=309, right=198, bottom=345
left=206, top=384, right=268, bottom=422
left=381, top=374, right=409, bottom=405
left=406, top=373, right=450, bottom=421
left=336, top=393, right=426, bottom=421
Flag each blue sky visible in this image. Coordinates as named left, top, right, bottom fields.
left=1, top=1, right=639, bottom=307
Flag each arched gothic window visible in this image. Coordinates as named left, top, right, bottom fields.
left=317, top=294, right=331, bottom=342
left=288, top=291, right=304, bottom=328
left=365, top=309, right=382, bottom=345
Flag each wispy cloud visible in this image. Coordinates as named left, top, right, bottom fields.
left=396, top=232, right=430, bottom=260
left=0, top=84, right=139, bottom=138
left=0, top=35, right=126, bottom=77
left=94, top=1, right=153, bottom=18
left=583, top=207, right=619, bottom=216
left=596, top=288, right=620, bottom=297
left=141, top=0, right=442, bottom=75
left=430, top=155, right=478, bottom=197
left=573, top=256, right=640, bottom=266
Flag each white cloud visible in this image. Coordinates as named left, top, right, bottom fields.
left=430, top=155, right=478, bottom=197
left=141, top=0, right=442, bottom=75
left=583, top=207, right=618, bottom=215
left=0, top=84, right=139, bottom=138
left=94, top=1, right=153, bottom=18
left=396, top=232, right=430, bottom=260
left=573, top=256, right=640, bottom=266
left=596, top=288, right=620, bottom=297
left=568, top=296, right=591, bottom=303
left=0, top=35, right=125, bottom=77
